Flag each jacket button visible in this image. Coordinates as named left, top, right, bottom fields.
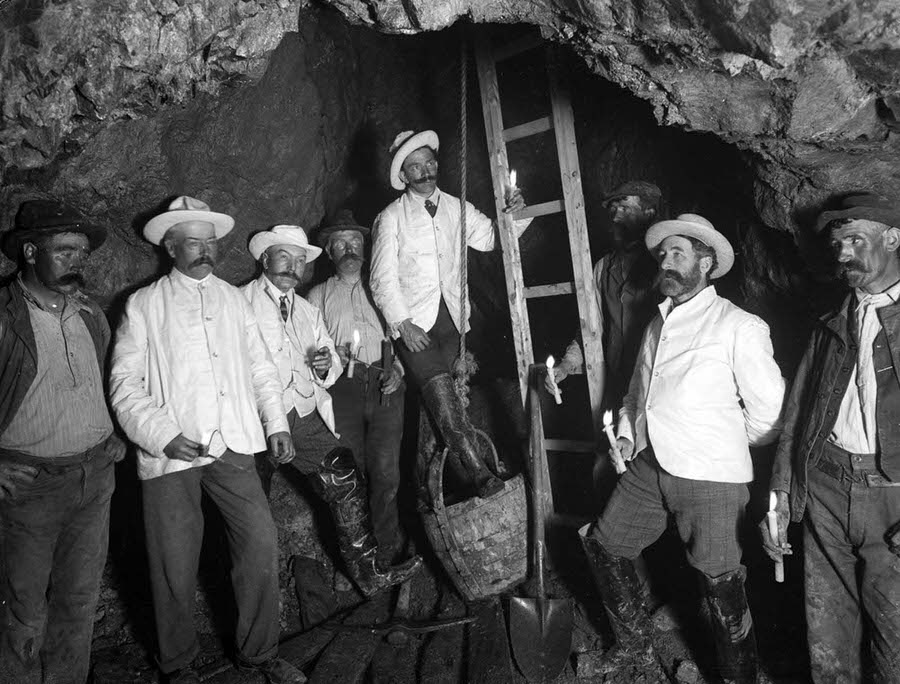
left=841, top=367, right=850, bottom=373
left=826, top=409, right=834, bottom=416
left=833, top=388, right=841, bottom=394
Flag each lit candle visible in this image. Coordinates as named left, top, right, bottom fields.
left=509, top=168, right=517, bottom=189
left=546, top=355, right=562, bottom=404
left=199, top=430, right=214, bottom=458
left=603, top=410, right=627, bottom=475
left=768, top=491, right=784, bottom=583
left=347, top=329, right=361, bottom=378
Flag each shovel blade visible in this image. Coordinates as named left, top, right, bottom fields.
left=509, top=596, right=573, bottom=682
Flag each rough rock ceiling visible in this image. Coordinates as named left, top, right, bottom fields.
left=2, top=0, right=898, bottom=232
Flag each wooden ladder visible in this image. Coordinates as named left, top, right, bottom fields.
left=475, top=33, right=604, bottom=516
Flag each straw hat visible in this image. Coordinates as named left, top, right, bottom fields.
left=645, top=213, right=734, bottom=279
left=389, top=130, right=439, bottom=191
left=143, top=196, right=234, bottom=245
left=248, top=225, right=322, bottom=261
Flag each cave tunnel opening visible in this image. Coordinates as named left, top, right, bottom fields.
left=0, top=3, right=823, bottom=682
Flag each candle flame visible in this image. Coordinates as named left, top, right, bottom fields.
left=510, top=169, right=517, bottom=187
left=546, top=355, right=555, bottom=370
left=603, top=410, right=613, bottom=427
left=769, top=490, right=778, bottom=512
left=352, top=329, right=360, bottom=348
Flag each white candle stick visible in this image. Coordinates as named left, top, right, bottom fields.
left=603, top=410, right=627, bottom=475
left=347, top=329, right=360, bottom=378
left=768, top=490, right=784, bottom=583
left=546, top=355, right=562, bottom=404
left=199, top=430, right=214, bottom=458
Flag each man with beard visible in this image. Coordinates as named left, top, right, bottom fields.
left=0, top=200, right=125, bottom=684
left=764, top=194, right=900, bottom=682
left=109, top=197, right=305, bottom=684
left=370, top=129, right=531, bottom=501
left=579, top=214, right=785, bottom=682
left=242, top=224, right=422, bottom=594
left=307, top=211, right=408, bottom=568
left=545, top=181, right=661, bottom=412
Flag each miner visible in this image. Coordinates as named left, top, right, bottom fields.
left=369, top=129, right=532, bottom=501
left=242, top=224, right=421, bottom=593
left=764, top=193, right=900, bottom=682
left=580, top=214, right=785, bottom=682
left=544, top=180, right=661, bottom=414
left=307, top=211, right=408, bottom=568
left=0, top=200, right=125, bottom=684
left=108, top=197, right=305, bottom=684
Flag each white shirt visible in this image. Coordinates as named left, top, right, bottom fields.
left=618, top=285, right=785, bottom=483
left=109, top=269, right=288, bottom=481
left=370, top=187, right=531, bottom=334
left=241, top=275, right=342, bottom=435
left=830, top=280, right=900, bottom=453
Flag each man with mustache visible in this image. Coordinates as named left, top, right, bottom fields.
left=242, top=224, right=422, bottom=595
left=764, top=194, right=900, bottom=682
left=307, top=211, right=408, bottom=568
left=109, top=197, right=305, bottom=684
left=370, top=129, right=531, bottom=501
left=579, top=214, right=784, bottom=682
left=0, top=200, right=125, bottom=684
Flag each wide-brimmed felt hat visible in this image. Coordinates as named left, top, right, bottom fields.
left=602, top=180, right=662, bottom=209
left=315, top=210, right=370, bottom=247
left=143, top=196, right=234, bottom=245
left=645, top=213, right=734, bottom=279
left=248, top=225, right=322, bottom=262
left=389, top=130, right=439, bottom=191
left=2, top=200, right=107, bottom=260
left=814, top=193, right=900, bottom=233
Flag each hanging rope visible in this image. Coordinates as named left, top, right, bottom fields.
left=453, top=29, right=476, bottom=405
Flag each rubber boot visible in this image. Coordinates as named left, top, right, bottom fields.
left=420, top=373, right=504, bottom=501
left=310, top=448, right=423, bottom=597
left=701, top=568, right=759, bottom=684
left=580, top=530, right=666, bottom=680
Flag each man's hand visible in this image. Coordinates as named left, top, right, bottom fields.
left=381, top=365, right=403, bottom=395
left=164, top=434, right=202, bottom=462
left=613, top=437, right=634, bottom=462
left=398, top=319, right=430, bottom=353
left=503, top=187, right=526, bottom=214
left=105, top=433, right=128, bottom=463
left=268, top=431, right=295, bottom=464
left=0, top=462, right=38, bottom=501
left=336, top=344, right=350, bottom=366
left=311, top=346, right=333, bottom=379
left=760, top=489, right=792, bottom=561
left=543, top=363, right=572, bottom=395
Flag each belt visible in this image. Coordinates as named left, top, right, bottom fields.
left=0, top=439, right=109, bottom=473
left=815, top=442, right=900, bottom=488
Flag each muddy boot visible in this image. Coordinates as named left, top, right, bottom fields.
left=420, top=373, right=504, bottom=500
left=580, top=529, right=666, bottom=680
left=310, top=448, right=423, bottom=597
left=702, top=568, right=758, bottom=684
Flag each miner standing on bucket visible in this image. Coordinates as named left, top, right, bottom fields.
left=0, top=200, right=126, bottom=684
left=764, top=193, right=900, bottom=682
left=579, top=214, right=785, bottom=682
left=108, top=197, right=305, bottom=684
left=307, top=211, right=408, bottom=569
left=242, top=224, right=422, bottom=593
left=370, top=129, right=532, bottom=501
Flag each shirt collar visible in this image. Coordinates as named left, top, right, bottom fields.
left=170, top=267, right=213, bottom=289
left=659, top=284, right=717, bottom=321
left=17, top=273, right=90, bottom=314
left=855, top=279, right=900, bottom=310
left=406, top=186, right=442, bottom=206
left=262, top=275, right=293, bottom=302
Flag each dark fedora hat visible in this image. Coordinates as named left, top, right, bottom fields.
left=815, top=193, right=900, bottom=233
left=1, top=199, right=107, bottom=260
left=601, top=180, right=662, bottom=209
left=315, top=209, right=371, bottom=248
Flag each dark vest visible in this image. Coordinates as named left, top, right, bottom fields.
left=600, top=249, right=658, bottom=406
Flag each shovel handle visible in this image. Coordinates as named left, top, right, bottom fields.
left=529, top=369, right=548, bottom=601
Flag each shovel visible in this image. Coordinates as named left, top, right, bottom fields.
left=509, top=374, right=574, bottom=682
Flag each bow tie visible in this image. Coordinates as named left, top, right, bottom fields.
left=424, top=199, right=438, bottom=218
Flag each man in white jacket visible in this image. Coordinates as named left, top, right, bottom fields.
left=109, top=197, right=303, bottom=684
left=242, top=225, right=421, bottom=597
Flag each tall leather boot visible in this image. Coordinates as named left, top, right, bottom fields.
left=701, top=568, right=758, bottom=684
left=580, top=530, right=666, bottom=679
left=310, top=448, right=422, bottom=597
left=420, top=373, right=504, bottom=501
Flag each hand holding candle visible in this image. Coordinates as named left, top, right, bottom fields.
left=347, top=329, right=360, bottom=378
left=546, top=356, right=562, bottom=404
left=767, top=491, right=785, bottom=583
left=603, top=411, right=627, bottom=475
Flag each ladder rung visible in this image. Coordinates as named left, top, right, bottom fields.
left=503, top=116, right=553, bottom=143
left=494, top=34, right=544, bottom=62
left=524, top=282, right=574, bottom=298
left=544, top=439, right=594, bottom=452
left=514, top=199, right=564, bottom=220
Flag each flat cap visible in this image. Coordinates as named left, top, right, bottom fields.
left=815, top=193, right=900, bottom=233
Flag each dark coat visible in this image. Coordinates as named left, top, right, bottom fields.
left=0, top=277, right=110, bottom=434
left=771, top=294, right=900, bottom=521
